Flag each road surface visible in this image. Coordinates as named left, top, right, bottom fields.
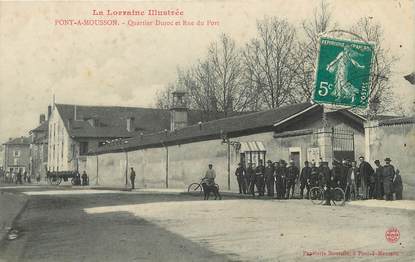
left=0, top=186, right=414, bottom=261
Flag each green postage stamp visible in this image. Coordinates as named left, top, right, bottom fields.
left=313, top=37, right=374, bottom=108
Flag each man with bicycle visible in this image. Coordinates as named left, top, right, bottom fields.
left=323, top=161, right=337, bottom=205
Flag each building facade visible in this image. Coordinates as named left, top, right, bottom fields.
left=2, top=137, right=31, bottom=174
left=30, top=113, right=49, bottom=179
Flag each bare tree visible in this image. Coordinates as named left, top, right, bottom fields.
left=349, top=17, right=397, bottom=117
left=154, top=83, right=175, bottom=109
left=243, top=17, right=297, bottom=109
left=292, top=1, right=337, bottom=102
left=206, top=34, right=254, bottom=116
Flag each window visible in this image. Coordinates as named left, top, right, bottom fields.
left=79, top=142, right=89, bottom=155
left=13, top=150, right=20, bottom=157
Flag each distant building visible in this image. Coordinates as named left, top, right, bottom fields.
left=2, top=136, right=31, bottom=174
left=30, top=109, right=50, bottom=179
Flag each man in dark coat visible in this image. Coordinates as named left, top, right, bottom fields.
left=382, top=158, right=395, bottom=201
left=275, top=160, right=287, bottom=199
left=130, top=167, right=136, bottom=190
left=299, top=161, right=311, bottom=199
left=264, top=160, right=275, bottom=197
left=331, top=160, right=342, bottom=188
left=286, top=160, right=299, bottom=199
left=323, top=169, right=338, bottom=206
left=339, top=160, right=349, bottom=192
left=346, top=161, right=359, bottom=201
left=309, top=162, right=319, bottom=188
left=392, top=169, right=403, bottom=200
left=358, top=156, right=374, bottom=200
left=235, top=163, right=247, bottom=194
left=247, top=163, right=256, bottom=196
left=255, top=160, right=265, bottom=196
left=373, top=160, right=384, bottom=200
left=81, top=171, right=89, bottom=186
left=319, top=162, right=331, bottom=189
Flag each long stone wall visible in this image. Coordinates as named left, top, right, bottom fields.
left=365, top=120, right=415, bottom=199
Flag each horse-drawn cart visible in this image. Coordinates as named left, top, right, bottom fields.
left=46, top=171, right=81, bottom=186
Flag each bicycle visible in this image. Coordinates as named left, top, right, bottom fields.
left=187, top=178, right=220, bottom=196
left=309, top=186, right=345, bottom=206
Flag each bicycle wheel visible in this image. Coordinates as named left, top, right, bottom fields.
left=309, top=187, right=324, bottom=205
left=332, top=187, right=346, bottom=206
left=188, top=183, right=202, bottom=195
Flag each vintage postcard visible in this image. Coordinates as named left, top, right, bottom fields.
left=0, top=0, right=414, bottom=261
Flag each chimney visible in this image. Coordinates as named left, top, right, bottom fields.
left=170, top=90, right=188, bottom=131
left=74, top=105, right=77, bottom=121
left=39, top=114, right=46, bottom=124
left=47, top=105, right=52, bottom=119
left=126, top=117, right=135, bottom=132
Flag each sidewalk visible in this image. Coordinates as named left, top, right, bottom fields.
left=348, top=199, right=415, bottom=210
left=0, top=191, right=28, bottom=242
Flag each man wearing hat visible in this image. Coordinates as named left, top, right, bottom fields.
left=275, top=160, right=287, bottom=199
left=234, top=163, right=247, bottom=194
left=264, top=160, right=275, bottom=197
left=358, top=156, right=374, bottom=199
left=299, top=161, right=311, bottom=199
left=373, top=160, right=384, bottom=199
left=392, top=169, right=403, bottom=200
left=286, top=160, right=299, bottom=199
left=255, top=160, right=266, bottom=196
left=382, top=158, right=395, bottom=201
left=246, top=162, right=256, bottom=196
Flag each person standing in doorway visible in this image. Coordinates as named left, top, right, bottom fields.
left=130, top=167, right=136, bottom=190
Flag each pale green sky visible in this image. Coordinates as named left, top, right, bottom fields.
left=0, top=0, right=414, bottom=142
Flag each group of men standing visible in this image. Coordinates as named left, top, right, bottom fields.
left=234, top=156, right=403, bottom=201
left=235, top=159, right=301, bottom=199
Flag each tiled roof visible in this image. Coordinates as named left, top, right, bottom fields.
left=91, top=102, right=317, bottom=154
left=3, top=136, right=31, bottom=145
left=378, top=116, right=415, bottom=126
left=31, top=121, right=49, bottom=133
left=55, top=104, right=250, bottom=138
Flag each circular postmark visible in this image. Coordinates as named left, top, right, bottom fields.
left=385, top=227, right=400, bottom=243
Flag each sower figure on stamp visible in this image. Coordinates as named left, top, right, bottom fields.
left=382, top=158, right=395, bottom=201
left=235, top=163, right=246, bottom=194
left=130, top=167, right=136, bottom=190
left=264, top=160, right=274, bottom=197
left=374, top=160, right=384, bottom=200
left=286, top=160, right=299, bottom=199
left=299, top=161, right=311, bottom=199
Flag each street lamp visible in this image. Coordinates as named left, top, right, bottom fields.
left=220, top=130, right=240, bottom=191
